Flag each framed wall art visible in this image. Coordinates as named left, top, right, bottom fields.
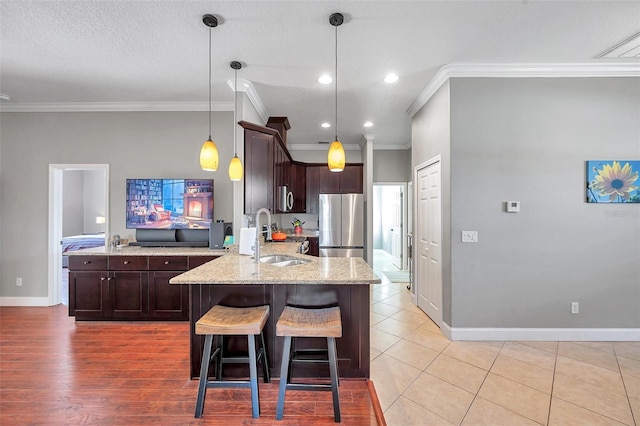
left=586, top=160, right=640, bottom=203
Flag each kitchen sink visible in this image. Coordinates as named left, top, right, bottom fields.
left=259, top=254, right=309, bottom=267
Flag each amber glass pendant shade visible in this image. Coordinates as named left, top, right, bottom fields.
left=328, top=139, right=345, bottom=172
left=200, top=138, right=219, bottom=171
left=228, top=155, right=243, bottom=181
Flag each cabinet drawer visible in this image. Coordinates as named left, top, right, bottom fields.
left=69, top=256, right=108, bottom=271
left=188, top=256, right=219, bottom=269
left=149, top=256, right=188, bottom=271
left=108, top=256, right=148, bottom=271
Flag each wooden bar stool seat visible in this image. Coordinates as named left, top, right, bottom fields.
left=275, top=306, right=342, bottom=422
left=194, top=305, right=270, bottom=419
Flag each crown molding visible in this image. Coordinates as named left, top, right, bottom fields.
left=0, top=101, right=232, bottom=113
left=227, top=78, right=268, bottom=124
left=374, top=142, right=411, bottom=150
left=407, top=62, right=640, bottom=117
left=288, top=144, right=361, bottom=151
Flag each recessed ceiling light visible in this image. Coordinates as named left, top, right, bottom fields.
left=318, top=74, right=332, bottom=84
left=321, top=122, right=331, bottom=128
left=363, top=121, right=373, bottom=128
left=0, top=93, right=11, bottom=101
left=384, top=73, right=399, bottom=83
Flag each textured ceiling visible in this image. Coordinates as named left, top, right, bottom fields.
left=1, top=1, right=639, bottom=148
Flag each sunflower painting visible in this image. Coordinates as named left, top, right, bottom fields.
left=587, top=161, right=640, bottom=203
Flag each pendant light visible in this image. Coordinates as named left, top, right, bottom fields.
left=228, top=61, right=243, bottom=181
left=327, top=12, right=345, bottom=173
left=200, top=14, right=219, bottom=171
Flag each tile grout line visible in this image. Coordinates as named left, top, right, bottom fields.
left=546, top=343, right=559, bottom=426
left=614, top=343, right=638, bottom=426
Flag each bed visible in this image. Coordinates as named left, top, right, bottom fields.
left=61, top=233, right=106, bottom=267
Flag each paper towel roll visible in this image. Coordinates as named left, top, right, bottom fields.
left=239, top=227, right=257, bottom=256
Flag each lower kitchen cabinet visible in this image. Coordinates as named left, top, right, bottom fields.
left=69, top=254, right=217, bottom=321
left=149, top=271, right=189, bottom=319
left=110, top=271, right=149, bottom=319
left=69, top=271, right=109, bottom=319
left=307, top=236, right=319, bottom=257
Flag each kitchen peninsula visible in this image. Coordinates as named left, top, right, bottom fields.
left=170, top=242, right=380, bottom=379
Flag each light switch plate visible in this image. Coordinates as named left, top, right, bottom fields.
left=461, top=231, right=478, bottom=243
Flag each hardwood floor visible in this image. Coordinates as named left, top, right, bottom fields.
left=0, top=305, right=382, bottom=425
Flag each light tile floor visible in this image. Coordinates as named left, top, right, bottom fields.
left=371, top=250, right=639, bottom=425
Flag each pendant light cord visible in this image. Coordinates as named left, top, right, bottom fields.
left=234, top=67, right=238, bottom=155
left=208, top=24, right=212, bottom=139
left=334, top=23, right=338, bottom=142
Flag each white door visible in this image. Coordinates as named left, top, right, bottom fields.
left=390, top=187, right=403, bottom=269
left=416, top=160, right=442, bottom=326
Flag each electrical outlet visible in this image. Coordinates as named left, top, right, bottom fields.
left=16, top=277, right=22, bottom=287
left=571, top=302, right=579, bottom=314
left=461, top=231, right=478, bottom=243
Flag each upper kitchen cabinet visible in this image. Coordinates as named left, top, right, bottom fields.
left=306, top=164, right=363, bottom=213
left=290, top=162, right=306, bottom=213
left=339, top=164, right=364, bottom=193
left=241, top=119, right=303, bottom=214
left=241, top=121, right=275, bottom=214
left=315, top=164, right=364, bottom=194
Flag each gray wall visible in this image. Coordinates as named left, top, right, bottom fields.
left=412, top=80, right=453, bottom=324
left=413, top=77, right=640, bottom=329
left=63, top=170, right=85, bottom=236
left=0, top=111, right=233, bottom=298
left=373, top=149, right=411, bottom=182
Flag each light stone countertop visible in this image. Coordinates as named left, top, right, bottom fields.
left=66, top=246, right=228, bottom=257
left=170, top=242, right=381, bottom=286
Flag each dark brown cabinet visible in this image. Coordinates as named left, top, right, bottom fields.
left=290, top=162, right=306, bottom=213
left=69, top=270, right=109, bottom=319
left=306, top=165, right=320, bottom=214
left=307, top=236, right=319, bottom=257
left=110, top=271, right=148, bottom=319
left=318, top=164, right=363, bottom=194
left=69, top=254, right=218, bottom=321
left=243, top=127, right=275, bottom=214
left=305, top=164, right=363, bottom=213
left=241, top=120, right=362, bottom=214
left=339, top=165, right=364, bottom=193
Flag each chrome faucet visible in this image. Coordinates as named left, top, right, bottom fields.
left=253, top=208, right=272, bottom=262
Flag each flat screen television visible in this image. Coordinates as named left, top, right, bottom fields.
left=126, top=179, right=214, bottom=230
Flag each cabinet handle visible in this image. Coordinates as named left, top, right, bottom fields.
left=164, top=261, right=170, bottom=265
left=107, top=277, right=113, bottom=281
left=101, top=277, right=105, bottom=281
left=123, top=261, right=129, bottom=265
left=83, top=261, right=91, bottom=265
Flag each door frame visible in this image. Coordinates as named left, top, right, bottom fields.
left=48, top=164, right=109, bottom=306
left=413, top=156, right=443, bottom=327
left=372, top=182, right=408, bottom=270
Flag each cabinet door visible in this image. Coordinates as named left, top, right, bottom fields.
left=149, top=271, right=189, bottom=320
left=290, top=163, right=306, bottom=213
left=307, top=236, right=319, bottom=257
left=110, top=272, right=149, bottom=319
left=340, top=165, right=363, bottom=193
left=318, top=166, right=341, bottom=194
left=69, top=271, right=109, bottom=319
left=244, top=130, right=274, bottom=214
left=306, top=165, right=320, bottom=214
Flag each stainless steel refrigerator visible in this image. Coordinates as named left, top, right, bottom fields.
left=319, top=193, right=364, bottom=257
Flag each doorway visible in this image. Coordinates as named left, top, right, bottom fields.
left=372, top=183, right=408, bottom=282
left=415, top=158, right=442, bottom=326
left=48, top=164, right=109, bottom=306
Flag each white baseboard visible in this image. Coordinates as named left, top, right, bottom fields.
left=0, top=297, right=52, bottom=307
left=441, top=322, right=640, bottom=341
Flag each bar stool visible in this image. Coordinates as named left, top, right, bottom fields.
left=194, top=305, right=270, bottom=419
left=275, top=306, right=342, bottom=422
